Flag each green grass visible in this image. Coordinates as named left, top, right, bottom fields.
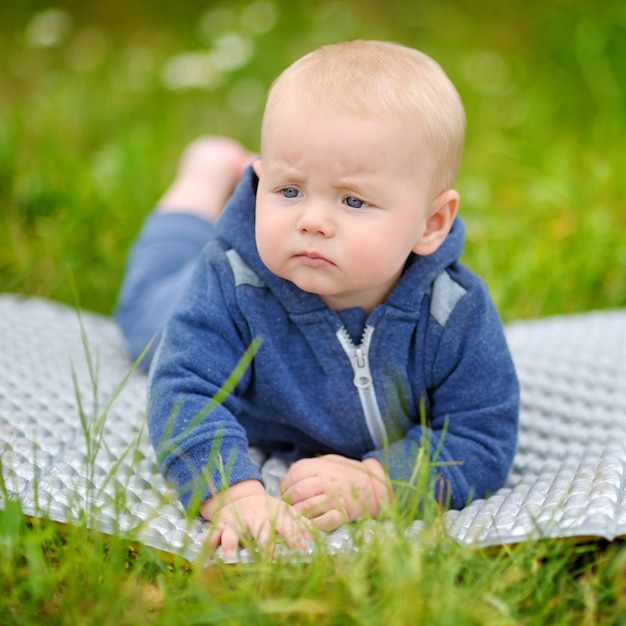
left=2, top=506, right=626, bottom=625
left=1, top=0, right=626, bottom=623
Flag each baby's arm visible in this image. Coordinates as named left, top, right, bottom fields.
left=281, top=455, right=392, bottom=532
left=201, top=479, right=311, bottom=555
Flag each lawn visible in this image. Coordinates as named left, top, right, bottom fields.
left=1, top=0, right=625, bottom=623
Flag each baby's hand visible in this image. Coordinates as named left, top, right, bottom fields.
left=200, top=480, right=311, bottom=557
left=281, top=455, right=391, bottom=532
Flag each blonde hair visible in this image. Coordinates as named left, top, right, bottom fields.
left=262, top=40, right=466, bottom=193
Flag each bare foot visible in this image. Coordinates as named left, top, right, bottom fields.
left=157, top=137, right=255, bottom=221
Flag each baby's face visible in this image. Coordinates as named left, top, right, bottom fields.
left=254, top=100, right=438, bottom=313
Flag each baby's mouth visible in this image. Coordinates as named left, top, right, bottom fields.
left=294, top=252, right=335, bottom=268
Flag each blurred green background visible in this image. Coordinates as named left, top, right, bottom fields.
left=0, top=0, right=624, bottom=321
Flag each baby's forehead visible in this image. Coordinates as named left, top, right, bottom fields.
left=260, top=102, right=433, bottom=180
left=261, top=95, right=428, bottom=157
left=263, top=86, right=421, bottom=129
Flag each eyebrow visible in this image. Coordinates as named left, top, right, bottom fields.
left=331, top=175, right=370, bottom=190
left=265, top=161, right=304, bottom=181
left=265, top=160, right=380, bottom=195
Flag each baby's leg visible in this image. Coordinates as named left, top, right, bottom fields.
left=158, top=136, right=255, bottom=220
left=116, top=136, right=254, bottom=366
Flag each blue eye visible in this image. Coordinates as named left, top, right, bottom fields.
left=281, top=187, right=300, bottom=198
left=345, top=196, right=367, bottom=209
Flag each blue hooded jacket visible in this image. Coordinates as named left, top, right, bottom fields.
left=146, top=166, right=519, bottom=511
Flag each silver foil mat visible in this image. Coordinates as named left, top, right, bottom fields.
left=1, top=293, right=625, bottom=563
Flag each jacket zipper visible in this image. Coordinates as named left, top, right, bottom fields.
left=336, top=325, right=388, bottom=449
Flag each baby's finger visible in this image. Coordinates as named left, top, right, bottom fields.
left=279, top=516, right=313, bottom=551
left=204, top=524, right=223, bottom=553
left=281, top=458, right=318, bottom=490
left=251, top=518, right=274, bottom=551
left=220, top=525, right=243, bottom=558
left=282, top=476, right=324, bottom=505
left=291, top=493, right=338, bottom=518
left=311, top=508, right=346, bottom=533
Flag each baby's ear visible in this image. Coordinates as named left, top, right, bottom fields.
left=412, top=190, right=460, bottom=256
left=252, top=159, right=262, bottom=178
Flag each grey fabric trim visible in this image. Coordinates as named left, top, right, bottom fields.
left=225, top=249, right=264, bottom=288
left=430, top=270, right=467, bottom=327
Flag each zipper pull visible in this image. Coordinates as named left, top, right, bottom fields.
left=352, top=347, right=373, bottom=388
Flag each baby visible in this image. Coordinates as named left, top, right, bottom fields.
left=120, top=40, right=519, bottom=555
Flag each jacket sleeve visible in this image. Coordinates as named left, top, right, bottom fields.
left=367, top=274, right=520, bottom=510
left=115, top=212, right=214, bottom=370
left=146, top=246, right=263, bottom=510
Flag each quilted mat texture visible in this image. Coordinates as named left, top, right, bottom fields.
left=1, top=293, right=625, bottom=563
